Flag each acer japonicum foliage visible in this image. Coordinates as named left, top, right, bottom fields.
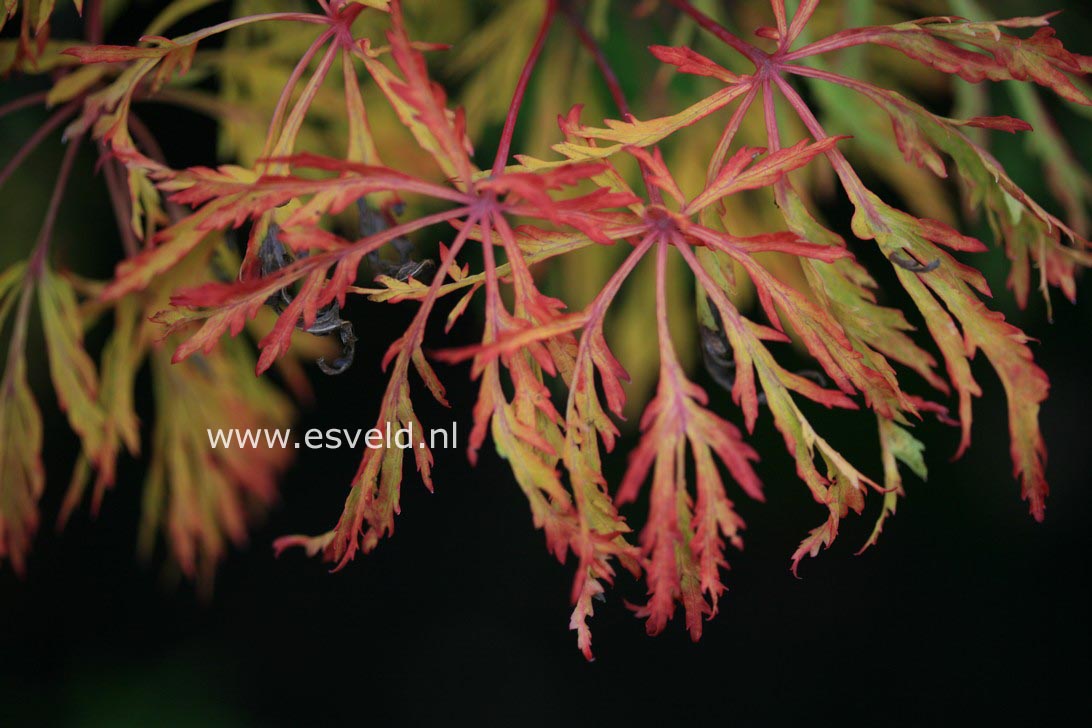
left=2, top=0, right=1091, bottom=658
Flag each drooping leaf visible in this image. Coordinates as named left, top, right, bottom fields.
left=38, top=266, right=107, bottom=467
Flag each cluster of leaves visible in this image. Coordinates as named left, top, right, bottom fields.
left=2, top=0, right=1090, bottom=656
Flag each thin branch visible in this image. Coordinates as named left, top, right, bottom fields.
left=2, top=134, right=84, bottom=394
left=666, top=0, right=765, bottom=66
left=86, top=0, right=104, bottom=44
left=0, top=99, right=81, bottom=190
left=30, top=134, right=84, bottom=276
left=0, top=91, right=48, bottom=120
left=492, top=0, right=558, bottom=175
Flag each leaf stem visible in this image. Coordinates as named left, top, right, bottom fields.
left=563, top=234, right=655, bottom=417
left=561, top=2, right=630, bottom=119
left=492, top=0, right=557, bottom=176
left=771, top=73, right=883, bottom=228
left=260, top=28, right=338, bottom=170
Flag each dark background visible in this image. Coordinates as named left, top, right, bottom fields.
left=2, top=1, right=1090, bottom=725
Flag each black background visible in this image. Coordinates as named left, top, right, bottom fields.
left=2, top=1, right=1090, bottom=725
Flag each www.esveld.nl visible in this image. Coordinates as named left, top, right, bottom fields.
left=206, top=422, right=458, bottom=450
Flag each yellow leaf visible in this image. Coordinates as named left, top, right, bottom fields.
left=38, top=267, right=107, bottom=465
left=45, top=65, right=106, bottom=107
left=551, top=85, right=751, bottom=161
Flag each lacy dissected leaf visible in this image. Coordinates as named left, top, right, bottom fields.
left=103, top=156, right=448, bottom=364
left=38, top=266, right=107, bottom=466
left=115, top=151, right=463, bottom=282
left=679, top=212, right=912, bottom=419
left=0, top=355, right=44, bottom=577
left=684, top=243, right=879, bottom=574
left=156, top=148, right=630, bottom=577
left=792, top=65, right=1092, bottom=307
left=150, top=203, right=460, bottom=375
left=861, top=415, right=927, bottom=553
left=357, top=7, right=476, bottom=184
left=141, top=334, right=293, bottom=587
left=0, top=263, right=44, bottom=576
left=587, top=238, right=764, bottom=640
left=273, top=222, right=475, bottom=569
left=794, top=14, right=1092, bottom=106
left=274, top=348, right=435, bottom=568
left=59, top=295, right=143, bottom=524
left=624, top=144, right=889, bottom=421
left=563, top=311, right=640, bottom=658
left=852, top=193, right=1050, bottom=520
left=617, top=362, right=761, bottom=639
left=158, top=249, right=338, bottom=374
left=441, top=217, right=613, bottom=609
left=419, top=208, right=633, bottom=659
left=777, top=181, right=949, bottom=397
left=61, top=11, right=311, bottom=238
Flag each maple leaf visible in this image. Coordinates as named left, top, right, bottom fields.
left=54, top=233, right=310, bottom=581
left=617, top=241, right=761, bottom=637
left=860, top=416, right=928, bottom=554
left=788, top=14, right=1092, bottom=106
left=783, top=63, right=1092, bottom=309
left=59, top=296, right=142, bottom=524
left=659, top=0, right=1086, bottom=533
left=140, top=336, right=294, bottom=588
left=38, top=266, right=107, bottom=468
left=510, top=129, right=881, bottom=633
left=0, top=263, right=44, bottom=576
left=853, top=194, right=1051, bottom=520
left=6, top=0, right=1092, bottom=659
left=140, top=161, right=468, bottom=374
left=356, top=9, right=475, bottom=184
